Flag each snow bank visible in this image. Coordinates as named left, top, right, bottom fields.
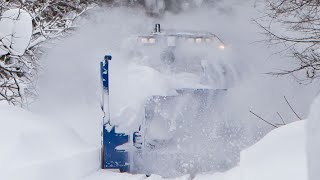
left=0, top=103, right=99, bottom=180
left=80, top=120, right=306, bottom=180
left=193, top=121, right=307, bottom=180
left=307, top=95, right=320, bottom=180
left=240, top=121, right=307, bottom=180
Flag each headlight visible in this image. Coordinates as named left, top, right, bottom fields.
left=139, top=37, right=156, bottom=44
left=219, top=44, right=225, bottom=50
left=205, top=38, right=212, bottom=43
left=195, top=38, right=202, bottom=43
left=140, top=38, right=148, bottom=43
left=149, top=38, right=156, bottom=44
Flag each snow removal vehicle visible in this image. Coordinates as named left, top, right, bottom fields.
left=101, top=25, right=238, bottom=176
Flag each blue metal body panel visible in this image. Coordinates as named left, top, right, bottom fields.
left=100, top=61, right=109, bottom=90
left=103, top=125, right=130, bottom=172
left=101, top=55, right=130, bottom=172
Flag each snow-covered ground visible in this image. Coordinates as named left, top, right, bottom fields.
left=196, top=121, right=307, bottom=180
left=240, top=121, right=307, bottom=180
left=0, top=102, right=100, bottom=180
left=81, top=120, right=306, bottom=180
left=1, top=98, right=307, bottom=180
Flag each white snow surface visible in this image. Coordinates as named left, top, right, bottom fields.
left=307, top=95, right=320, bottom=180
left=240, top=121, right=307, bottom=180
left=194, top=121, right=307, bottom=180
left=0, top=102, right=99, bottom=180
left=0, top=97, right=307, bottom=180
left=81, top=121, right=307, bottom=180
left=0, top=8, right=32, bottom=56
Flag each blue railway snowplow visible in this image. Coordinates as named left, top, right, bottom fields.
left=101, top=24, right=231, bottom=174
left=100, top=54, right=226, bottom=173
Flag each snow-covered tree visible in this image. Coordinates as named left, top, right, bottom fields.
left=0, top=8, right=32, bottom=105
left=0, top=0, right=94, bottom=105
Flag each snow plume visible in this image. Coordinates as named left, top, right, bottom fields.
left=33, top=7, right=154, bottom=145
left=33, top=0, right=319, bottom=177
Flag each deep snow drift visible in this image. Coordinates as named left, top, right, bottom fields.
left=195, top=120, right=307, bottom=180
left=0, top=102, right=99, bottom=180
left=30, top=0, right=319, bottom=177
left=0, top=100, right=307, bottom=180
left=82, top=120, right=307, bottom=180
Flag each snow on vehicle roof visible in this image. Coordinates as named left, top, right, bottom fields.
left=138, top=29, right=224, bottom=43
left=159, top=29, right=217, bottom=37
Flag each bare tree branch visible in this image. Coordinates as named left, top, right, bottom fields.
left=277, top=111, right=286, bottom=125
left=249, top=110, right=278, bottom=128
left=284, top=96, right=302, bottom=120
left=257, top=0, right=320, bottom=80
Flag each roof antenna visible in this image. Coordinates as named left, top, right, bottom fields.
left=154, top=24, right=161, bottom=33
